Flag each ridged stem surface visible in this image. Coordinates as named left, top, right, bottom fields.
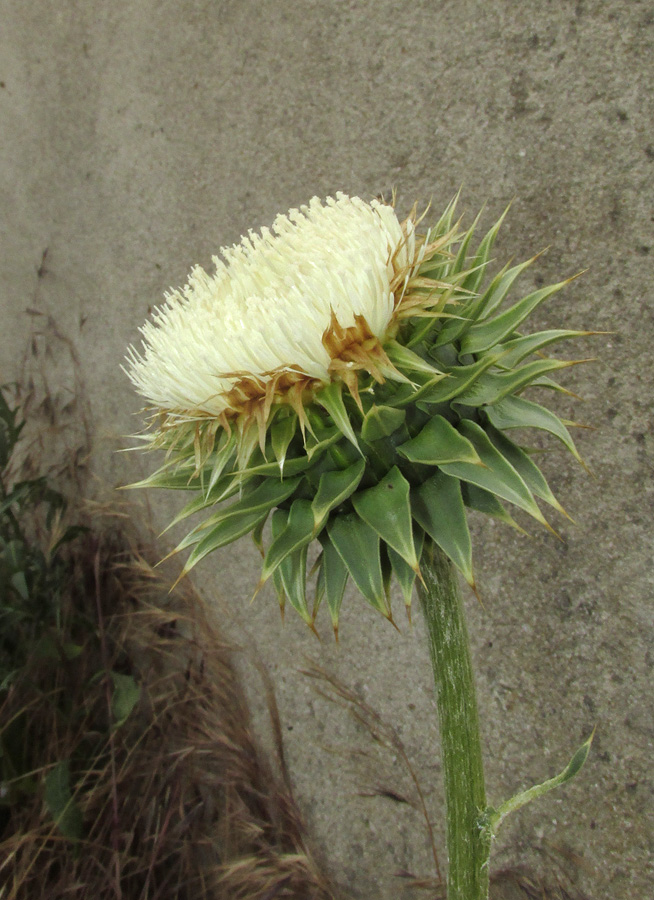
left=418, top=539, right=491, bottom=900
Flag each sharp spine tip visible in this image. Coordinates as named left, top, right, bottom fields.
left=386, top=613, right=401, bottom=633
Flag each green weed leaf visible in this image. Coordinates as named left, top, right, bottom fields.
left=111, top=672, right=141, bottom=727
left=45, top=761, right=83, bottom=841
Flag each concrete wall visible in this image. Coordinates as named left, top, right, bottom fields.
left=1, top=2, right=652, bottom=897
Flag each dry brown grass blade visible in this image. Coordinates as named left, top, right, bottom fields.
left=489, top=866, right=590, bottom=900
left=299, top=661, right=444, bottom=889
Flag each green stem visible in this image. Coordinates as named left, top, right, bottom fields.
left=417, top=539, right=491, bottom=900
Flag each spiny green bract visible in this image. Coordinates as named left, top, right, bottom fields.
left=130, top=200, right=592, bottom=636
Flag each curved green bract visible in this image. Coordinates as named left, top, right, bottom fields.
left=397, top=415, right=482, bottom=466
left=131, top=200, right=591, bottom=635
left=352, top=467, right=418, bottom=573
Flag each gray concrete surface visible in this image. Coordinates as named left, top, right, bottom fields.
left=1, top=1, right=652, bottom=897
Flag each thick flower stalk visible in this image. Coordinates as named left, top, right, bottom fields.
left=126, top=192, right=591, bottom=635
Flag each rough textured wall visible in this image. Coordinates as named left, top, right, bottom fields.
left=1, top=1, right=652, bottom=897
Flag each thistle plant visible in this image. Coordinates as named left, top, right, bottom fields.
left=125, top=193, right=595, bottom=899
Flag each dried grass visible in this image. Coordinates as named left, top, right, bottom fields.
left=0, top=517, right=336, bottom=900
left=490, top=867, right=585, bottom=900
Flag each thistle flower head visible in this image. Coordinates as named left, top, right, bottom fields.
left=127, top=194, right=422, bottom=430
left=126, top=193, right=590, bottom=636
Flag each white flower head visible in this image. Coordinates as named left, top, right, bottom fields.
left=126, top=193, right=422, bottom=427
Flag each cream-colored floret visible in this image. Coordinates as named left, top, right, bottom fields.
left=126, top=193, right=412, bottom=416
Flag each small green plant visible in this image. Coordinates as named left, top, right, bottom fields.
left=0, top=388, right=138, bottom=839
left=0, top=387, right=87, bottom=690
